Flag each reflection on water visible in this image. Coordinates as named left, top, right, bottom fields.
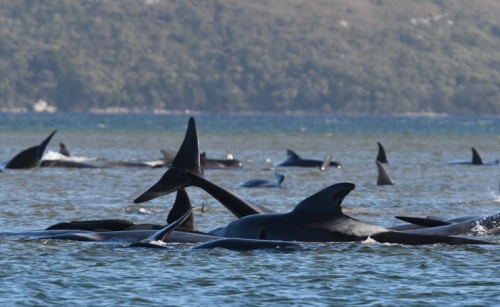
left=1, top=113, right=500, bottom=305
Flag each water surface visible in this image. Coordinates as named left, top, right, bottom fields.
left=1, top=113, right=500, bottom=306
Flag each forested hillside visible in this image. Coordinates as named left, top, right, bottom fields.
left=1, top=0, right=500, bottom=114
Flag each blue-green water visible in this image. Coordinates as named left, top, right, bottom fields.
left=2, top=113, right=500, bottom=306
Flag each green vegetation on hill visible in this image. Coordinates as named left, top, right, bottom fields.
left=1, top=0, right=500, bottom=114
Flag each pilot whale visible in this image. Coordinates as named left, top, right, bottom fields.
left=207, top=182, right=493, bottom=245
left=390, top=213, right=500, bottom=236
left=159, top=148, right=243, bottom=169
left=130, top=207, right=303, bottom=250
left=448, top=147, right=499, bottom=165
left=134, top=117, right=493, bottom=245
left=2, top=130, right=56, bottom=169
left=274, top=150, right=341, bottom=168
left=239, top=172, right=285, bottom=188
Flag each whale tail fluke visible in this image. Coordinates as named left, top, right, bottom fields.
left=134, top=117, right=202, bottom=203
left=376, top=142, right=389, bottom=163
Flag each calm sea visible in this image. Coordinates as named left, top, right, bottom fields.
left=1, top=113, right=500, bottom=306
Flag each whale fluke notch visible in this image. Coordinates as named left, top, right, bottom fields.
left=167, top=188, right=197, bottom=231
left=471, top=147, right=484, bottom=165
left=5, top=129, right=57, bottom=169
left=59, top=143, right=70, bottom=157
left=376, top=161, right=394, bottom=185
left=376, top=142, right=389, bottom=163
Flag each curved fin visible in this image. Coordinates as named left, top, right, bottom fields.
left=167, top=188, right=197, bottom=231
left=376, top=161, right=394, bottom=185
left=59, top=143, right=70, bottom=157
left=134, top=117, right=202, bottom=203
left=395, top=216, right=451, bottom=227
left=471, top=147, right=484, bottom=165
left=376, top=142, right=389, bottom=163
left=6, top=130, right=57, bottom=169
left=319, top=155, right=332, bottom=171
left=292, top=182, right=355, bottom=216
left=286, top=149, right=301, bottom=160
left=274, top=172, right=285, bottom=186
left=134, top=167, right=192, bottom=203
left=150, top=207, right=194, bottom=242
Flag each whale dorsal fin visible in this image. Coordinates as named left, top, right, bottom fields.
left=376, top=142, right=389, bottom=163
left=292, top=182, right=355, bottom=217
left=286, top=149, right=301, bottom=160
left=59, top=143, right=70, bottom=157
left=6, top=129, right=57, bottom=169
left=167, top=188, right=197, bottom=231
left=151, top=206, right=194, bottom=241
left=376, top=161, right=394, bottom=185
left=172, top=117, right=203, bottom=175
left=471, top=147, right=484, bottom=165
left=274, top=172, right=285, bottom=186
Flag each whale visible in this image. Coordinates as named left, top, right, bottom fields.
left=133, top=117, right=493, bottom=245
left=40, top=160, right=105, bottom=168
left=376, top=142, right=389, bottom=163
left=159, top=149, right=243, bottom=169
left=448, top=147, right=499, bottom=165
left=45, top=187, right=197, bottom=233
left=130, top=207, right=303, bottom=251
left=208, top=182, right=494, bottom=245
left=390, top=214, right=500, bottom=235
left=376, top=161, right=394, bottom=185
left=134, top=117, right=275, bottom=217
left=239, top=172, right=285, bottom=188
left=274, top=150, right=341, bottom=168
left=2, top=130, right=56, bottom=169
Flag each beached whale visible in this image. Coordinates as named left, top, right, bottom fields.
left=134, top=117, right=493, bottom=246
